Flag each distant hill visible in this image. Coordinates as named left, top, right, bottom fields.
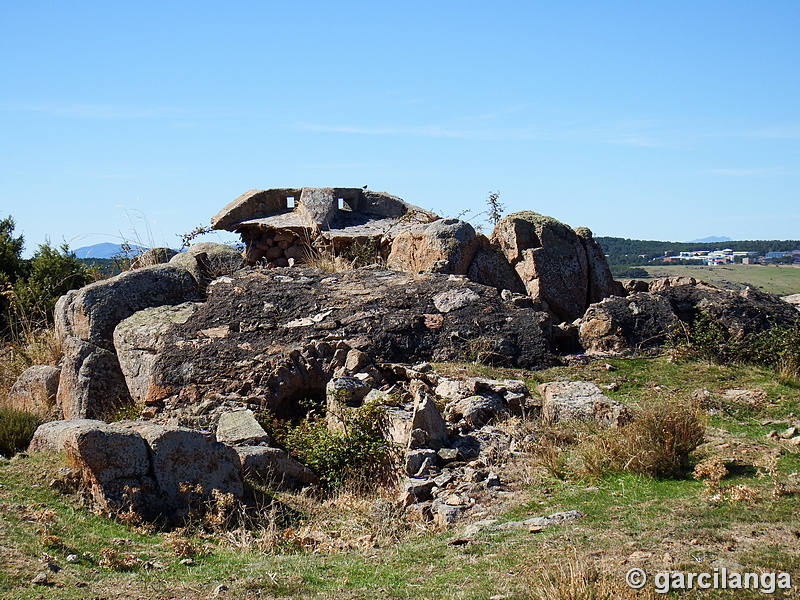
left=72, top=242, right=146, bottom=259
left=687, top=236, right=732, bottom=244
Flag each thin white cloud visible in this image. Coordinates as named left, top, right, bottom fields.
left=738, top=125, right=800, bottom=140
left=298, top=114, right=670, bottom=146
left=708, top=167, right=798, bottom=177
left=0, top=102, right=228, bottom=120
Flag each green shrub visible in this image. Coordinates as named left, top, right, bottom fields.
left=263, top=400, right=398, bottom=490
left=0, top=408, right=43, bottom=458
left=668, top=316, right=800, bottom=379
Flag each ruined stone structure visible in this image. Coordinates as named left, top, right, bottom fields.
left=211, top=187, right=437, bottom=266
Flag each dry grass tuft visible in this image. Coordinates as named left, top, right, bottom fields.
left=579, top=399, right=706, bottom=479
left=525, top=554, right=657, bottom=600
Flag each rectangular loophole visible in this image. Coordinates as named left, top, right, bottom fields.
left=338, top=197, right=353, bottom=211
left=286, top=196, right=295, bottom=208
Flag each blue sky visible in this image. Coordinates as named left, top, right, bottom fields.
left=2, top=1, right=799, bottom=255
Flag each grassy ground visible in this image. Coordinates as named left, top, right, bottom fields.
left=3, top=356, right=800, bottom=599
left=641, top=264, right=800, bottom=296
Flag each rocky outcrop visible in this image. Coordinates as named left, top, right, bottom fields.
left=387, top=219, right=480, bottom=275
left=579, top=293, right=679, bottom=354
left=111, top=267, right=553, bottom=419
left=52, top=264, right=202, bottom=420
left=492, top=212, right=618, bottom=323
left=538, top=381, right=630, bottom=427
left=5, top=365, right=61, bottom=418
left=579, top=280, right=800, bottom=354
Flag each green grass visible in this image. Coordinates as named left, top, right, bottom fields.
left=642, top=264, right=800, bottom=296
left=3, top=357, right=800, bottom=599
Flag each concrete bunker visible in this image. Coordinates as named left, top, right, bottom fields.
left=211, top=187, right=437, bottom=266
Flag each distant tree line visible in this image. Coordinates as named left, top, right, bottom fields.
left=596, top=237, right=800, bottom=268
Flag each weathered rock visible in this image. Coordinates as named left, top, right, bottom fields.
left=492, top=211, right=591, bottom=323
left=118, top=267, right=553, bottom=416
left=6, top=365, right=61, bottom=418
left=432, top=287, right=481, bottom=314
left=216, top=410, right=270, bottom=446
left=234, top=445, right=318, bottom=487
left=29, top=419, right=108, bottom=452
left=32, top=419, right=245, bottom=520
left=119, top=421, right=243, bottom=519
left=114, top=303, right=201, bottom=405
left=445, top=394, right=508, bottom=428
left=54, top=263, right=200, bottom=351
left=466, top=242, right=526, bottom=294
left=168, top=243, right=245, bottom=286
left=31, top=419, right=155, bottom=515
left=538, top=381, right=630, bottom=426
left=130, top=247, right=178, bottom=269
left=409, top=392, right=449, bottom=449
left=579, top=293, right=679, bottom=353
left=387, top=219, right=480, bottom=275
left=57, top=336, right=132, bottom=420
left=659, top=282, right=800, bottom=335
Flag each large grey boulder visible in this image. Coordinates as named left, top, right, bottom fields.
left=492, top=212, right=623, bottom=323
left=6, top=365, right=61, bottom=418
left=57, top=336, right=132, bottom=420
left=169, top=242, right=245, bottom=286
left=119, top=421, right=244, bottom=519
left=54, top=263, right=200, bottom=351
left=30, top=419, right=245, bottom=521
left=29, top=419, right=108, bottom=452
left=387, top=219, right=480, bottom=275
left=113, top=302, right=200, bottom=406
left=31, top=419, right=155, bottom=516
left=538, top=381, right=630, bottom=427
left=579, top=293, right=679, bottom=354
